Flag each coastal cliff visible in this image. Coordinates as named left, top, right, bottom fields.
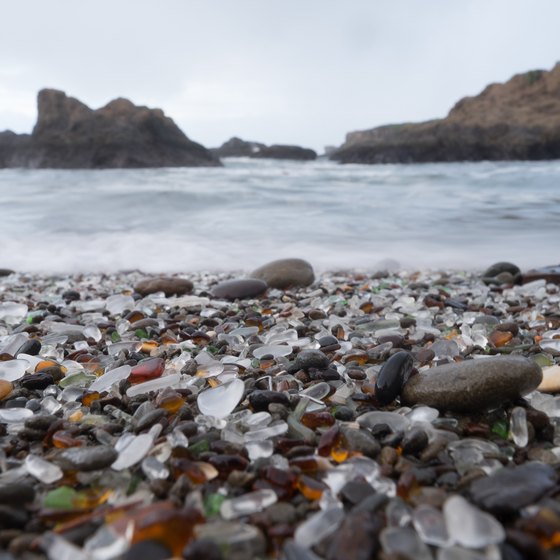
left=0, top=89, right=221, bottom=169
left=331, top=63, right=560, bottom=164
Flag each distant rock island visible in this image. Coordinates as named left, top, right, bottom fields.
left=331, top=63, right=560, bottom=164
left=212, top=137, right=317, bottom=161
left=0, top=89, right=220, bottom=169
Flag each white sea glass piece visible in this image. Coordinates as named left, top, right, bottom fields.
left=105, top=295, right=134, bottom=316
left=0, top=359, right=28, bottom=382
left=253, top=344, right=293, bottom=359
left=443, top=495, right=505, bottom=548
left=510, top=406, right=528, bottom=447
left=126, top=373, right=182, bottom=397
left=89, top=365, right=132, bottom=393
left=25, top=454, right=63, bottom=484
left=0, top=408, right=33, bottom=422
left=220, top=489, right=277, bottom=520
left=197, top=378, right=244, bottom=418
left=112, top=433, right=154, bottom=471
left=294, top=505, right=344, bottom=548
left=413, top=504, right=453, bottom=547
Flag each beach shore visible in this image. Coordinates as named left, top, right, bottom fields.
left=0, top=268, right=559, bottom=559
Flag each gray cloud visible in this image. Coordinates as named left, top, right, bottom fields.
left=1, top=0, right=560, bottom=151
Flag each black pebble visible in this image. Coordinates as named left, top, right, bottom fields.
left=120, top=539, right=171, bottom=560
left=374, top=351, right=414, bottom=405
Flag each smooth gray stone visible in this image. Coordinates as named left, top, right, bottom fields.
left=135, top=277, right=193, bottom=297
left=55, top=445, right=118, bottom=471
left=250, top=258, right=314, bottom=289
left=470, top=462, right=556, bottom=514
left=211, top=278, right=267, bottom=300
left=401, top=357, right=542, bottom=412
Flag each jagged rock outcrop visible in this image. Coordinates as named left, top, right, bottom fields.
left=0, top=89, right=221, bottom=168
left=212, top=137, right=317, bottom=161
left=211, top=137, right=266, bottom=158
left=331, top=63, right=560, bottom=164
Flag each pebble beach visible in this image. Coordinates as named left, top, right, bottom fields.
left=1, top=259, right=560, bottom=560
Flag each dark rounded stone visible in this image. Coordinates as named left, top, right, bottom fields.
left=401, top=427, right=429, bottom=455
left=0, top=506, right=28, bottom=529
left=62, top=290, right=81, bottom=302
left=0, top=483, right=35, bottom=506
left=402, top=356, right=542, bottom=412
left=15, top=339, right=42, bottom=357
left=339, top=480, right=377, bottom=506
left=135, top=277, right=194, bottom=297
left=211, top=279, right=267, bottom=300
left=250, top=258, right=315, bottom=289
left=122, top=539, right=171, bottom=560
left=24, top=414, right=59, bottom=432
left=20, top=373, right=54, bottom=391
left=333, top=406, right=355, bottom=421
left=374, top=351, right=414, bottom=405
left=482, top=262, right=521, bottom=285
left=56, top=445, right=118, bottom=471
left=0, top=269, right=15, bottom=277
left=341, top=427, right=380, bottom=458
left=183, top=538, right=224, bottom=560
left=469, top=462, right=556, bottom=515
left=248, top=390, right=290, bottom=412
left=293, top=349, right=330, bottom=371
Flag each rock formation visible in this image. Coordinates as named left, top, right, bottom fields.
left=212, top=137, right=317, bottom=161
left=331, top=63, right=560, bottom=164
left=0, top=89, right=221, bottom=168
left=211, top=137, right=266, bottom=158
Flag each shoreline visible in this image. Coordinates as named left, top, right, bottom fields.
left=0, top=267, right=559, bottom=557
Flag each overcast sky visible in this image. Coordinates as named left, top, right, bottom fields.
left=1, top=1, right=559, bottom=152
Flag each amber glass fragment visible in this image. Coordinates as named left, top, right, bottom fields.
left=297, top=475, right=326, bottom=500
left=129, top=357, right=165, bottom=384
left=301, top=411, right=335, bottom=429
left=52, top=430, right=84, bottom=449
left=82, top=391, right=101, bottom=407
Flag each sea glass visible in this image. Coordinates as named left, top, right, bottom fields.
left=220, top=489, right=277, bottom=519
left=197, top=378, right=244, bottom=418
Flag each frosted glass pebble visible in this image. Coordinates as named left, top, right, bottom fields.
left=83, top=325, right=102, bottom=342
left=89, top=365, right=132, bottom=393
left=243, top=421, right=288, bottom=442
left=299, top=382, right=330, bottom=401
left=246, top=440, right=274, bottom=460
left=107, top=341, right=143, bottom=356
left=196, top=361, right=224, bottom=378
left=443, top=495, right=505, bottom=548
left=405, top=406, right=439, bottom=423
left=357, top=410, right=410, bottom=432
left=125, top=373, right=182, bottom=397
left=243, top=411, right=272, bottom=429
left=412, top=504, right=453, bottom=547
left=0, top=407, right=33, bottom=422
left=197, top=378, right=244, bottom=418
left=0, top=302, right=28, bottom=324
left=220, top=489, right=277, bottom=520
left=105, top=295, right=134, bottom=316
left=253, top=344, right=293, bottom=359
left=25, top=454, right=63, bottom=484
left=112, top=433, right=154, bottom=470
left=0, top=333, right=29, bottom=356
left=510, top=406, right=528, bottom=447
left=0, top=359, right=29, bottom=382
left=167, top=429, right=189, bottom=449
left=141, top=456, right=169, bottom=480
left=436, top=547, right=490, bottom=560
left=294, top=505, right=344, bottom=548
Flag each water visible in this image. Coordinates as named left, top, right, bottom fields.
left=0, top=158, right=559, bottom=273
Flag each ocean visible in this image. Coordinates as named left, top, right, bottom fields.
left=1, top=158, right=559, bottom=273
